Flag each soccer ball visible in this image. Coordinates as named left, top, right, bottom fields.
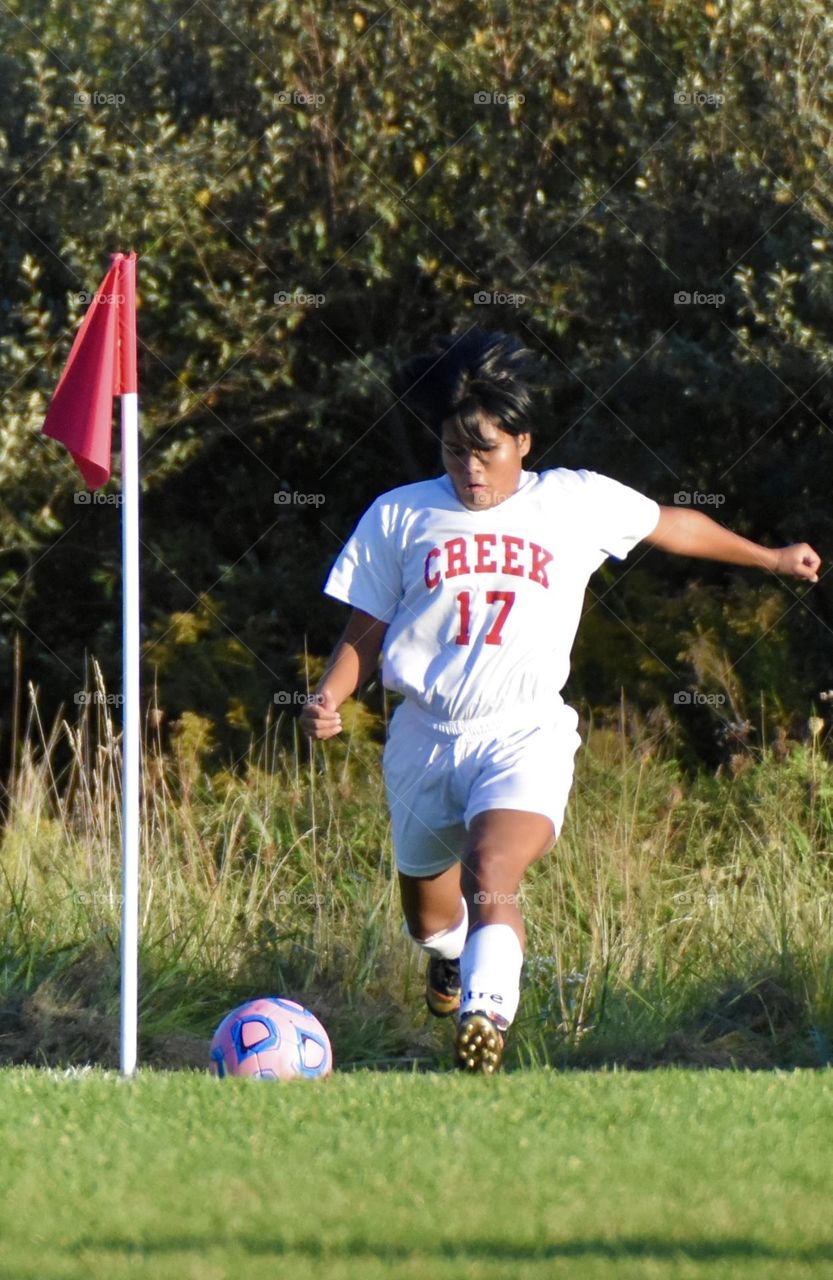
left=209, top=996, right=333, bottom=1080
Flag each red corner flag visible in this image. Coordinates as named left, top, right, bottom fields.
left=43, top=252, right=137, bottom=490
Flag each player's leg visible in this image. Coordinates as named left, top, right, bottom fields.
left=381, top=704, right=469, bottom=1017
left=398, top=865, right=467, bottom=1016
left=399, top=863, right=463, bottom=940
left=455, top=808, right=554, bottom=1070
left=385, top=768, right=469, bottom=1018
left=462, top=807, right=555, bottom=944
left=453, top=715, right=581, bottom=1072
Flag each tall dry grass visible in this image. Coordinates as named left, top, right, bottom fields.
left=2, top=669, right=833, bottom=1070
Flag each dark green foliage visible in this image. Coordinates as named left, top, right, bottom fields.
left=1, top=0, right=832, bottom=764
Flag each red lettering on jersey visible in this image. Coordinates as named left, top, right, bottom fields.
left=501, top=534, right=524, bottom=576
left=445, top=536, right=470, bottom=578
left=424, top=547, right=441, bottom=589
left=529, top=541, right=554, bottom=588
left=484, top=591, right=515, bottom=644
left=473, top=532, right=498, bottom=573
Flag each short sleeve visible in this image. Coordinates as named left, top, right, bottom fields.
left=574, top=469, right=660, bottom=562
left=323, top=496, right=404, bottom=623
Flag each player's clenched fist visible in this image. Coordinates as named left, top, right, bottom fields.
left=774, top=543, right=821, bottom=583
left=300, top=688, right=343, bottom=740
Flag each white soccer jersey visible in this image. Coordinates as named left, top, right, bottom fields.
left=323, top=468, right=660, bottom=723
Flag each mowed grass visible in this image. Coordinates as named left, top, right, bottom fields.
left=1, top=1066, right=831, bottom=1280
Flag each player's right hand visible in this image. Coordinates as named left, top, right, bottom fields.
left=299, top=688, right=343, bottom=740
left=773, top=543, right=821, bottom=583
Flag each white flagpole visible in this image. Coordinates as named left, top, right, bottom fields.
left=119, top=388, right=140, bottom=1075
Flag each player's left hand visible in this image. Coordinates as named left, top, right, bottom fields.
left=773, top=543, right=821, bottom=583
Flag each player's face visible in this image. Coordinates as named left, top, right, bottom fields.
left=440, top=416, right=531, bottom=510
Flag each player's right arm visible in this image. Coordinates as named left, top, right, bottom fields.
left=299, top=607, right=389, bottom=740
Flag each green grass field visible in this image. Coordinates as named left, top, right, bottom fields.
left=1, top=1066, right=831, bottom=1280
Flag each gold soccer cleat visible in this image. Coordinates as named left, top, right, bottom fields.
left=455, top=1011, right=506, bottom=1074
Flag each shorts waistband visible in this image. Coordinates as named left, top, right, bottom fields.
left=393, top=698, right=574, bottom=740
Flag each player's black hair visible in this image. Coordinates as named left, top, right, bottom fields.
left=393, top=326, right=542, bottom=451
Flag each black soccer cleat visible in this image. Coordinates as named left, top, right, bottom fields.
left=425, top=955, right=462, bottom=1018
left=455, top=1010, right=506, bottom=1074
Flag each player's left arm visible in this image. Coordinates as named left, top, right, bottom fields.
left=643, top=506, right=821, bottom=582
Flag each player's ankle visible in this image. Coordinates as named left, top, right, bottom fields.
left=459, top=921, right=524, bottom=1025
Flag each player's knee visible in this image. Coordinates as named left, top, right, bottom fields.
left=403, top=914, right=433, bottom=942
left=402, top=898, right=469, bottom=960
left=403, top=907, right=460, bottom=942
left=461, top=843, right=519, bottom=898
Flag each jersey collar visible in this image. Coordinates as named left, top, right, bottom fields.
left=438, top=468, right=538, bottom=513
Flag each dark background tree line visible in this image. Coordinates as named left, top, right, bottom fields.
left=1, top=0, right=832, bottom=778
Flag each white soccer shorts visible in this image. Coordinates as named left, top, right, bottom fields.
left=381, top=698, right=582, bottom=878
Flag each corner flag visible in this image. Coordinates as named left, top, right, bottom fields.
left=43, top=252, right=137, bottom=489
left=42, top=252, right=142, bottom=1076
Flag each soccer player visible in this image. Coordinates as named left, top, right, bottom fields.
left=300, top=327, right=820, bottom=1073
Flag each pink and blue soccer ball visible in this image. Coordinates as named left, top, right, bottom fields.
left=209, top=997, right=333, bottom=1080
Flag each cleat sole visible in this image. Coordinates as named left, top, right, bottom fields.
left=455, top=1013, right=505, bottom=1074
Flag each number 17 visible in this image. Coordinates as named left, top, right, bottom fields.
left=454, top=590, right=515, bottom=646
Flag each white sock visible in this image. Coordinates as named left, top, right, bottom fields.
left=402, top=897, right=468, bottom=960
left=459, top=922, right=523, bottom=1028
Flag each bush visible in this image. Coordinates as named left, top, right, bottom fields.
left=1, top=0, right=832, bottom=764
